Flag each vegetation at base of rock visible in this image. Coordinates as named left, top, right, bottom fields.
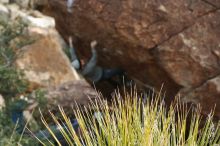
left=35, top=89, right=47, bottom=107
left=0, top=18, right=43, bottom=145
left=0, top=107, right=38, bottom=146
left=0, top=67, right=27, bottom=98
left=0, top=18, right=28, bottom=98
left=39, top=90, right=220, bottom=146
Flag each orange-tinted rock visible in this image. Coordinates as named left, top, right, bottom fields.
left=1, top=1, right=97, bottom=110
left=15, top=27, right=80, bottom=91
left=41, top=0, right=220, bottom=118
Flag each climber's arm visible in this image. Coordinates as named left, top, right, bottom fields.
left=67, top=0, right=75, bottom=13
left=69, top=37, right=76, bottom=61
left=69, top=37, right=80, bottom=70
left=82, top=40, right=98, bottom=75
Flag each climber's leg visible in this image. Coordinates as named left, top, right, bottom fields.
left=101, top=68, right=124, bottom=80
left=100, top=68, right=125, bottom=87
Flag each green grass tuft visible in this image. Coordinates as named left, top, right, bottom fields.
left=39, top=89, right=220, bottom=146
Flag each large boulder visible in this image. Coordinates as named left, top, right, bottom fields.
left=15, top=27, right=80, bottom=91
left=41, top=0, right=220, bottom=118
left=0, top=3, right=97, bottom=111
left=6, top=2, right=80, bottom=90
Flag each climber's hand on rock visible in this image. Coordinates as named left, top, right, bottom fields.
left=90, top=40, right=97, bottom=50
left=69, top=36, right=73, bottom=48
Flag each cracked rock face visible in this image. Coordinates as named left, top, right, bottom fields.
left=182, top=75, right=220, bottom=118
left=42, top=0, right=220, bottom=119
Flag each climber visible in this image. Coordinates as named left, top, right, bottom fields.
left=66, top=0, right=75, bottom=13
left=69, top=37, right=124, bottom=85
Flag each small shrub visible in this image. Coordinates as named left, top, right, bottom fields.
left=0, top=107, right=38, bottom=146
left=0, top=67, right=27, bottom=98
left=34, top=89, right=47, bottom=109
left=0, top=18, right=40, bottom=145
left=0, top=18, right=28, bottom=99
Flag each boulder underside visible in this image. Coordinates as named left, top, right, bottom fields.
left=42, top=0, right=220, bottom=119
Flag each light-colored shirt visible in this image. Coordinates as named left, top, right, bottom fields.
left=67, top=0, right=75, bottom=13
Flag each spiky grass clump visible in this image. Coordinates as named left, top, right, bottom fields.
left=38, top=90, right=220, bottom=146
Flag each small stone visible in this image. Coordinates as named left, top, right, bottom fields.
left=0, top=94, right=5, bottom=110
left=0, top=4, right=9, bottom=23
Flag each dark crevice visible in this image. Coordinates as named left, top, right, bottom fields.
left=147, top=6, right=220, bottom=97
left=154, top=7, right=220, bottom=50
left=197, top=7, right=220, bottom=18
left=187, top=0, right=194, bottom=12
left=211, top=50, right=220, bottom=67
left=158, top=24, right=194, bottom=47
left=148, top=6, right=220, bottom=60
left=182, top=72, right=220, bottom=97
left=201, top=0, right=219, bottom=9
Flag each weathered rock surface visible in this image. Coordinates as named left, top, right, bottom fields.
left=42, top=0, right=220, bottom=119
left=25, top=80, right=97, bottom=112
left=182, top=75, right=220, bottom=118
left=1, top=3, right=73, bottom=91
left=20, top=11, right=55, bottom=28
left=15, top=27, right=80, bottom=90
left=9, top=0, right=47, bottom=9
left=0, top=0, right=9, bottom=4
left=6, top=4, right=55, bottom=28
left=45, top=80, right=97, bottom=109
left=157, top=12, right=220, bottom=88
left=0, top=2, right=97, bottom=110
